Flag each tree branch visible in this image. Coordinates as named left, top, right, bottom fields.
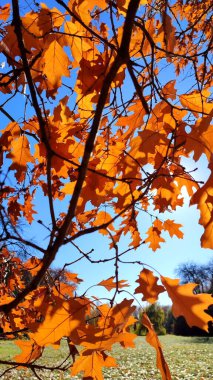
left=0, top=0, right=141, bottom=314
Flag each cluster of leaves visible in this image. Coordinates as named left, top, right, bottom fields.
left=0, top=0, right=213, bottom=379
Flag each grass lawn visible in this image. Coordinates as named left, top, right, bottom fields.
left=0, top=335, right=212, bottom=379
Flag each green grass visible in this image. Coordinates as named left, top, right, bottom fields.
left=0, top=336, right=212, bottom=379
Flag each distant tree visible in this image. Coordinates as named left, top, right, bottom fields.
left=162, top=306, right=175, bottom=334
left=133, top=304, right=166, bottom=336
left=175, top=259, right=213, bottom=294
left=174, top=316, right=211, bottom=337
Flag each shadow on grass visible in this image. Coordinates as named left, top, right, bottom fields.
left=186, top=336, right=213, bottom=344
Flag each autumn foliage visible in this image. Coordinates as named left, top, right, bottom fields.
left=0, top=0, right=213, bottom=379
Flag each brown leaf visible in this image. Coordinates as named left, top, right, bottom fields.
left=134, top=269, right=165, bottom=303
left=145, top=225, right=165, bottom=251
left=163, top=219, right=183, bottom=239
left=0, top=4, right=10, bottom=21
left=42, top=40, right=71, bottom=90
left=98, top=276, right=129, bottom=291
left=28, top=293, right=89, bottom=346
left=162, top=80, right=176, bottom=100
left=161, top=276, right=213, bottom=332
left=180, top=90, right=213, bottom=115
left=190, top=165, right=213, bottom=248
left=71, top=350, right=117, bottom=380
left=142, top=313, right=171, bottom=380
left=64, top=272, right=83, bottom=284
left=7, top=135, right=34, bottom=182
left=162, top=13, right=176, bottom=53
left=14, top=340, right=43, bottom=365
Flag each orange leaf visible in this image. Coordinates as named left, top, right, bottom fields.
left=7, top=135, right=34, bottom=182
left=28, top=294, right=88, bottom=346
left=7, top=196, right=22, bottom=225
left=163, top=219, right=183, bottom=239
left=190, top=168, right=213, bottom=248
left=180, top=90, right=213, bottom=115
left=0, top=122, right=20, bottom=151
left=134, top=269, right=165, bottom=303
left=98, top=276, right=129, bottom=291
left=42, top=40, right=71, bottom=90
left=24, top=257, right=43, bottom=277
left=64, top=21, right=93, bottom=64
left=0, top=294, right=15, bottom=306
left=21, top=191, right=37, bottom=224
left=162, top=13, right=176, bottom=53
left=142, top=313, right=171, bottom=380
left=117, top=0, right=147, bottom=16
left=0, top=4, right=10, bottom=21
left=92, top=211, right=114, bottom=235
left=161, top=276, right=213, bottom=332
left=162, top=80, right=176, bottom=100
left=64, top=272, right=83, bottom=284
left=80, top=300, right=136, bottom=353
left=71, top=350, right=117, bottom=380
left=14, top=340, right=43, bottom=364
left=145, top=226, right=165, bottom=251
left=97, top=299, right=136, bottom=346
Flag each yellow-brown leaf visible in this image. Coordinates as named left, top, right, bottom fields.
left=134, top=269, right=165, bottom=303
left=163, top=219, right=183, bottom=239
left=7, top=135, right=34, bottom=182
left=161, top=276, right=213, bottom=332
left=71, top=350, right=117, bottom=380
left=98, top=276, right=129, bottom=291
left=43, top=40, right=70, bottom=89
left=142, top=313, right=171, bottom=380
left=14, top=340, right=43, bottom=364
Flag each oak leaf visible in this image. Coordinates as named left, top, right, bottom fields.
left=7, top=135, right=34, bottom=182
left=142, top=313, right=171, bottom=380
left=190, top=167, right=213, bottom=248
left=24, top=257, right=43, bottom=277
left=71, top=350, right=117, bottom=380
left=0, top=295, right=15, bottom=306
left=161, top=276, right=213, bottom=332
left=21, top=191, right=37, bottom=224
left=184, top=110, right=213, bottom=162
left=64, top=21, right=93, bottom=65
left=0, top=122, right=20, bottom=151
left=0, top=4, right=10, bottom=21
left=162, top=13, right=176, bottom=53
left=97, top=299, right=136, bottom=341
left=38, top=4, right=64, bottom=32
left=134, top=269, right=165, bottom=303
left=145, top=225, right=165, bottom=251
left=76, top=301, right=136, bottom=362
left=7, top=196, right=22, bottom=225
left=28, top=293, right=89, bottom=347
left=42, top=40, right=71, bottom=90
left=92, top=211, right=114, bottom=235
left=163, top=219, right=183, bottom=239
left=64, top=272, right=83, bottom=284
left=14, top=340, right=43, bottom=365
left=180, top=90, right=213, bottom=115
left=162, top=80, right=176, bottom=100
left=68, top=0, right=107, bottom=25
left=98, top=276, right=129, bottom=291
